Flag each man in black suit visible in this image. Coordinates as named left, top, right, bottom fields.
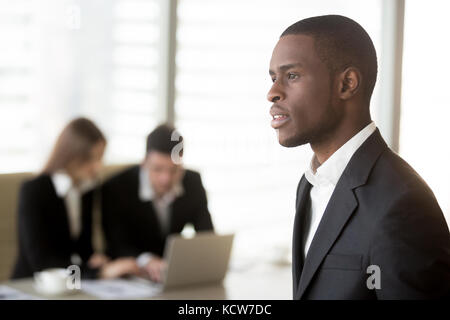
left=267, top=15, right=450, bottom=299
left=101, top=124, right=214, bottom=281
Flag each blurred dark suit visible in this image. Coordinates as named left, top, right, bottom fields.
left=293, top=129, right=450, bottom=299
left=12, top=175, right=98, bottom=279
left=101, top=166, right=214, bottom=259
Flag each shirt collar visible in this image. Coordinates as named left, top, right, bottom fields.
left=305, top=121, right=377, bottom=187
left=139, top=166, right=184, bottom=203
left=51, top=171, right=96, bottom=197
left=51, top=171, right=73, bottom=197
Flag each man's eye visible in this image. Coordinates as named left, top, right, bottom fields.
left=288, top=73, right=298, bottom=80
left=271, top=77, right=276, bottom=83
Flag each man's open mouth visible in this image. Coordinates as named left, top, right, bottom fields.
left=271, top=114, right=290, bottom=129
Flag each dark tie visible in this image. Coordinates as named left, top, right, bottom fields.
left=298, top=189, right=312, bottom=271
left=293, top=179, right=312, bottom=290
left=300, top=192, right=311, bottom=270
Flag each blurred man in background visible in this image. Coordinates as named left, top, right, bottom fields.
left=101, top=124, right=214, bottom=282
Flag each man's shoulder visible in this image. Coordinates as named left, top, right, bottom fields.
left=361, top=148, right=443, bottom=222
left=350, top=147, right=449, bottom=255
left=183, top=168, right=201, bottom=180
left=102, top=165, right=139, bottom=190
left=372, top=148, right=433, bottom=196
left=181, top=169, right=202, bottom=187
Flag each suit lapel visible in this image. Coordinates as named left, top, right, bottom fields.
left=45, top=175, right=73, bottom=244
left=295, top=183, right=357, bottom=299
left=292, top=175, right=312, bottom=297
left=294, top=129, right=388, bottom=299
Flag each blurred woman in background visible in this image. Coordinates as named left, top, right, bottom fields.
left=12, top=117, right=139, bottom=279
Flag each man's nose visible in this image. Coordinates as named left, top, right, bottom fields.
left=267, top=82, right=284, bottom=103
left=160, top=172, right=172, bottom=184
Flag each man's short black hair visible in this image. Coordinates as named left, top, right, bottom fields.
left=146, top=123, right=183, bottom=156
left=281, top=15, right=378, bottom=103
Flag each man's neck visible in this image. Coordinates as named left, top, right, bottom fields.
left=310, top=118, right=372, bottom=166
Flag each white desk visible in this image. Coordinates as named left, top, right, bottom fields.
left=1, top=263, right=292, bottom=300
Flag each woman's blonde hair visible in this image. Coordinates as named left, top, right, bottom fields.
left=42, top=117, right=106, bottom=174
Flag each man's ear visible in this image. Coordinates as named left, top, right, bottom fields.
left=338, top=67, right=361, bottom=100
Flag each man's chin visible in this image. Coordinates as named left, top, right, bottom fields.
left=278, top=134, right=309, bottom=148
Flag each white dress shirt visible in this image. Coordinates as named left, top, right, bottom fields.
left=303, top=122, right=377, bottom=259
left=136, top=166, right=184, bottom=267
left=51, top=171, right=95, bottom=265
left=51, top=172, right=82, bottom=240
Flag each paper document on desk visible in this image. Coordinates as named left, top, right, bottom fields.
left=0, top=285, right=43, bottom=300
left=81, top=279, right=162, bottom=299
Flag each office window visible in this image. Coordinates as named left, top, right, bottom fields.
left=0, top=0, right=36, bottom=173
left=0, top=0, right=161, bottom=173
left=0, top=0, right=400, bottom=261
left=400, top=0, right=450, bottom=223
left=175, top=0, right=384, bottom=260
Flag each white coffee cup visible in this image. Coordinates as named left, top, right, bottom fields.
left=34, top=268, right=70, bottom=296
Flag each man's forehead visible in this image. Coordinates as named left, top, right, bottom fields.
left=270, top=34, right=316, bottom=70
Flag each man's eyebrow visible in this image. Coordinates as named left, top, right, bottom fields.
left=269, top=63, right=303, bottom=75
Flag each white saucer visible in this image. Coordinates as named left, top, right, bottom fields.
left=33, top=284, right=79, bottom=297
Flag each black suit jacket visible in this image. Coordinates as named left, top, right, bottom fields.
left=12, top=175, right=98, bottom=279
left=292, top=129, right=450, bottom=299
left=101, top=166, right=214, bottom=259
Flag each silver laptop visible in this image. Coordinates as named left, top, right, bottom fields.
left=158, top=232, right=234, bottom=290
